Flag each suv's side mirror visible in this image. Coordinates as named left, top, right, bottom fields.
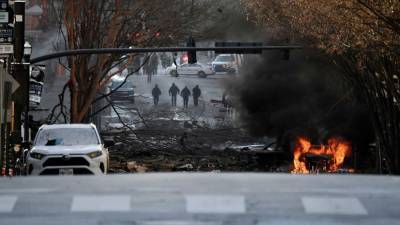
left=104, top=139, right=114, bottom=148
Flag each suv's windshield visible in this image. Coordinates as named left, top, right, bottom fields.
left=34, top=128, right=100, bottom=146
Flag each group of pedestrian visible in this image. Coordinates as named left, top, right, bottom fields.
left=151, top=83, right=202, bottom=108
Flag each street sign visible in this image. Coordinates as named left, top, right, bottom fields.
left=29, top=80, right=43, bottom=108
left=0, top=43, right=12, bottom=54
left=4, top=72, right=19, bottom=94
left=0, top=11, right=8, bottom=23
left=0, top=0, right=8, bottom=10
left=0, top=25, right=13, bottom=43
left=29, top=65, right=46, bottom=108
left=0, top=0, right=12, bottom=27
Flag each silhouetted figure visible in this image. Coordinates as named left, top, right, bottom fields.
left=129, top=56, right=141, bottom=75
left=169, top=83, right=180, bottom=106
left=150, top=53, right=159, bottom=80
left=222, top=91, right=234, bottom=116
left=152, top=84, right=162, bottom=105
left=222, top=91, right=229, bottom=108
left=192, top=85, right=201, bottom=107
left=143, top=54, right=152, bottom=83
left=151, top=84, right=161, bottom=105
left=181, top=86, right=191, bottom=108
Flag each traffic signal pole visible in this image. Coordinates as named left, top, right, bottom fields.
left=12, top=0, right=29, bottom=143
left=30, top=46, right=303, bottom=64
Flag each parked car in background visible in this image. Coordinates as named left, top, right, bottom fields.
left=212, top=54, right=241, bottom=74
left=166, top=63, right=214, bottom=78
left=27, top=124, right=111, bottom=176
left=102, top=115, right=136, bottom=131
left=109, top=77, right=135, bottom=102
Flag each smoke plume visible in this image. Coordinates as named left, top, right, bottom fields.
left=228, top=50, right=373, bottom=147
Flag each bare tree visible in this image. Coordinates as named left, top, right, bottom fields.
left=49, top=0, right=212, bottom=123
left=244, top=0, right=400, bottom=173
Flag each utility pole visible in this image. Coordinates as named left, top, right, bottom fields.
left=12, top=0, right=29, bottom=143
left=0, top=0, right=16, bottom=175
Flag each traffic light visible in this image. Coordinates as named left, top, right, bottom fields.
left=215, top=42, right=263, bottom=54
left=187, top=35, right=197, bottom=64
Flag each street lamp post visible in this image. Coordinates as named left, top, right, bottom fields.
left=24, top=41, right=32, bottom=62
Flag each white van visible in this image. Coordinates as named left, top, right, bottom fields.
left=211, top=54, right=242, bottom=74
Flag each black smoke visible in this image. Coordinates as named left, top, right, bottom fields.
left=228, top=50, right=374, bottom=149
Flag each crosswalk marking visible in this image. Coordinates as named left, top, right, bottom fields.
left=140, top=221, right=222, bottom=225
left=0, top=194, right=373, bottom=216
left=0, top=196, right=17, bottom=213
left=302, top=196, right=368, bottom=215
left=0, top=188, right=54, bottom=194
left=71, top=195, right=130, bottom=212
left=185, top=195, right=246, bottom=214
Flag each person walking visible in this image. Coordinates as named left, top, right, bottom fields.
left=192, top=85, right=201, bottom=107
left=181, top=86, right=191, bottom=108
left=169, top=83, right=180, bottom=106
left=150, top=54, right=159, bottom=77
left=152, top=84, right=162, bottom=106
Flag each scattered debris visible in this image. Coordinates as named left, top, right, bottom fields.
left=103, top=95, right=291, bottom=173
left=126, top=161, right=148, bottom=173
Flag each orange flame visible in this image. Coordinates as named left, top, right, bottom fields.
left=291, top=136, right=352, bottom=173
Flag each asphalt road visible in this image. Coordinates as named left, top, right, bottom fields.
left=0, top=173, right=399, bottom=225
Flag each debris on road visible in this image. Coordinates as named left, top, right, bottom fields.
left=104, top=118, right=290, bottom=173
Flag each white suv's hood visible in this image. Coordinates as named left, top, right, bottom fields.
left=31, top=145, right=102, bottom=155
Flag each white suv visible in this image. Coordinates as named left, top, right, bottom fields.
left=211, top=54, right=240, bottom=74
left=27, top=124, right=111, bottom=175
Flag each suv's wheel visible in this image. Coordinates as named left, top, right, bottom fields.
left=170, top=70, right=178, bottom=77
left=198, top=71, right=207, bottom=78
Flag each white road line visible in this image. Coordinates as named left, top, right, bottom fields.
left=185, top=195, right=246, bottom=214
left=0, top=188, right=55, bottom=194
left=71, top=195, right=130, bottom=212
left=0, top=196, right=17, bottom=213
left=302, top=196, right=368, bottom=215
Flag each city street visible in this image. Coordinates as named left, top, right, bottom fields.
left=104, top=72, right=264, bottom=173
left=0, top=174, right=399, bottom=225
left=0, top=1, right=399, bottom=224
left=108, top=72, right=237, bottom=130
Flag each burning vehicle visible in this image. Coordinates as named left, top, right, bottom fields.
left=291, top=136, right=353, bottom=174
